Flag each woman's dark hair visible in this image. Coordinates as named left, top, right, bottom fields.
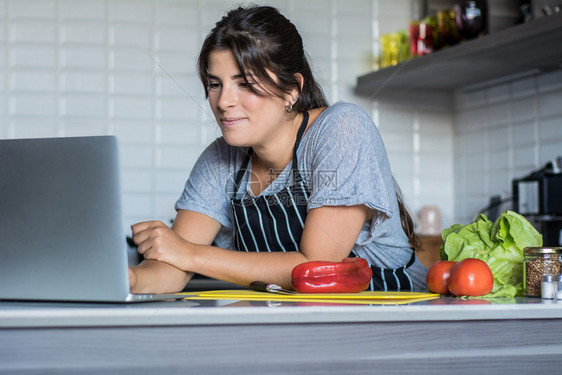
left=197, top=5, right=328, bottom=112
left=395, top=181, right=422, bottom=254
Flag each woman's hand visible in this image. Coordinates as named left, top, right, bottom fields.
left=131, top=220, right=192, bottom=270
left=128, top=266, right=138, bottom=291
left=127, top=211, right=221, bottom=293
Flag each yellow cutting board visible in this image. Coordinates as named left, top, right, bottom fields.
left=180, top=290, right=439, bottom=305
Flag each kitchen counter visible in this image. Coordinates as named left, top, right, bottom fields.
left=1, top=296, right=562, bottom=374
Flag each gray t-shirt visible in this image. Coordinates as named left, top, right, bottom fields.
left=175, top=101, right=427, bottom=290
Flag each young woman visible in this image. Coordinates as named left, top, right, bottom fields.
left=129, top=5, right=428, bottom=293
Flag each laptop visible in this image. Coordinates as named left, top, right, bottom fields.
left=0, top=135, right=187, bottom=303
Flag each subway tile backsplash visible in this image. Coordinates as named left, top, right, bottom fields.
left=454, top=74, right=562, bottom=224
left=1, top=0, right=561, bottom=235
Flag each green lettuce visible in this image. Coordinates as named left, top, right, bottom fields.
left=440, top=211, right=543, bottom=297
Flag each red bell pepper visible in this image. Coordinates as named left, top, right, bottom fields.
left=291, top=257, right=373, bottom=293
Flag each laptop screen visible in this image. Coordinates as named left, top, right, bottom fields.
left=0, top=136, right=131, bottom=301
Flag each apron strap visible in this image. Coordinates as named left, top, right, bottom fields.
left=232, top=112, right=310, bottom=196
left=405, top=249, right=416, bottom=267
left=292, top=112, right=309, bottom=184
left=233, top=148, right=253, bottom=195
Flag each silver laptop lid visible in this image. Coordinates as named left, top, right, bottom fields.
left=0, top=136, right=132, bottom=302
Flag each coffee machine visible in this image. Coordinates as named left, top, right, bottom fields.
left=512, top=157, right=562, bottom=246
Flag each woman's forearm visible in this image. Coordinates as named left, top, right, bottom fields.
left=130, top=260, right=193, bottom=294
left=185, top=244, right=309, bottom=290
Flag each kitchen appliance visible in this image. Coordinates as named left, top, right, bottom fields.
left=513, top=157, right=562, bottom=246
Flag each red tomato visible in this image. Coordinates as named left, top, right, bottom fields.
left=448, top=258, right=494, bottom=297
left=426, top=260, right=457, bottom=294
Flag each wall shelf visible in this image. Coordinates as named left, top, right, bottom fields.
left=355, top=12, right=562, bottom=101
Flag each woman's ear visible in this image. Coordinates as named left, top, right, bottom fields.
left=285, top=73, right=304, bottom=104
left=294, top=73, right=304, bottom=95
left=284, top=73, right=304, bottom=112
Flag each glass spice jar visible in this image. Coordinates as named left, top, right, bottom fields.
left=524, top=247, right=562, bottom=297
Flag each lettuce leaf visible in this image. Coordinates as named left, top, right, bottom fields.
left=440, top=214, right=495, bottom=261
left=440, top=211, right=542, bottom=297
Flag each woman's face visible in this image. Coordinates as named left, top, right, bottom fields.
left=206, top=49, right=291, bottom=148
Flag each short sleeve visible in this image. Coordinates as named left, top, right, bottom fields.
left=305, top=103, right=396, bottom=223
left=174, top=139, right=233, bottom=228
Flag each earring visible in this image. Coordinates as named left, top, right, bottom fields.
left=285, top=96, right=299, bottom=113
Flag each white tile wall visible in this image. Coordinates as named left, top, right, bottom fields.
left=5, top=0, right=557, bottom=236
left=453, top=70, right=562, bottom=224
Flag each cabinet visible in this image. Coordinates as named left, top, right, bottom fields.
left=355, top=13, right=562, bottom=103
left=417, top=235, right=443, bottom=268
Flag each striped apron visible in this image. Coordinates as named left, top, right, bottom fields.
left=351, top=250, right=416, bottom=292
left=230, top=111, right=416, bottom=291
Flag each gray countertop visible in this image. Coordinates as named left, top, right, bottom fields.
left=2, top=295, right=561, bottom=328
left=3, top=295, right=562, bottom=375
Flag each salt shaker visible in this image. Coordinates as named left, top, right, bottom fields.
left=557, top=275, right=562, bottom=300
left=542, top=275, right=558, bottom=299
